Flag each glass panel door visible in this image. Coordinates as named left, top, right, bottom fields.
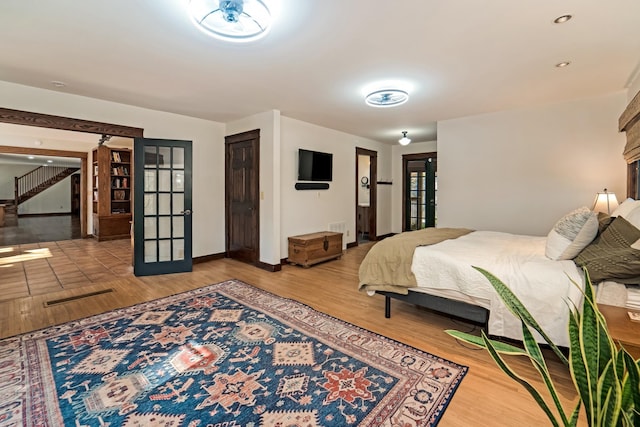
left=134, top=138, right=192, bottom=276
left=404, top=156, right=437, bottom=231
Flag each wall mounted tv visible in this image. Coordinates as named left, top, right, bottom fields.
left=297, top=149, right=333, bottom=181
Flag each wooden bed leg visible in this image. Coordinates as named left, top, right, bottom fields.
left=385, top=296, right=391, bottom=318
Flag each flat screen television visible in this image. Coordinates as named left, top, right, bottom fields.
left=298, top=149, right=333, bottom=181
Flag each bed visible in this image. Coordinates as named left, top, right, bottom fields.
left=359, top=201, right=640, bottom=348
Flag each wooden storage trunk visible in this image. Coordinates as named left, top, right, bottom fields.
left=287, top=231, right=343, bottom=267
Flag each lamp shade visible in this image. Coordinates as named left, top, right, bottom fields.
left=592, top=189, right=619, bottom=215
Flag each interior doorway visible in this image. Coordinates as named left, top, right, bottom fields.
left=402, top=152, right=437, bottom=231
left=355, top=147, right=377, bottom=244
left=225, top=129, right=260, bottom=265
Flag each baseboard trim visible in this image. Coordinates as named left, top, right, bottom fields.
left=346, top=241, right=358, bottom=249
left=18, top=212, right=75, bottom=218
left=193, top=252, right=225, bottom=264
left=256, top=261, right=282, bottom=272
left=377, top=233, right=395, bottom=240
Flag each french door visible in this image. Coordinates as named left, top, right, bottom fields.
left=403, top=153, right=437, bottom=231
left=133, top=138, right=192, bottom=276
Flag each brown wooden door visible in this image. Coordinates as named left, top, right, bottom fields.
left=225, top=130, right=260, bottom=264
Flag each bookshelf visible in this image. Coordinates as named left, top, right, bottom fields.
left=92, top=146, right=132, bottom=241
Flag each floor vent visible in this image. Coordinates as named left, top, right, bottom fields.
left=44, top=288, right=114, bottom=307
left=328, top=222, right=347, bottom=249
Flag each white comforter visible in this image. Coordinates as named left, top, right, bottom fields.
left=411, top=231, right=585, bottom=347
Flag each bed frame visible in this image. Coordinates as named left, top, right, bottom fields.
left=377, top=290, right=489, bottom=328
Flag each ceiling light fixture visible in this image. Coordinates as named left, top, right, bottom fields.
left=555, top=61, right=571, bottom=68
left=398, top=131, right=411, bottom=146
left=553, top=15, right=572, bottom=24
left=188, top=0, right=272, bottom=42
left=365, top=89, right=409, bottom=108
left=27, top=156, right=35, bottom=160
left=51, top=80, right=66, bottom=88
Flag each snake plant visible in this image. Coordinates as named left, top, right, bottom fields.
left=446, top=267, right=640, bottom=426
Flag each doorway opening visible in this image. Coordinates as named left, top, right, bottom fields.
left=403, top=152, right=437, bottom=231
left=356, top=147, right=377, bottom=244
left=225, top=129, right=260, bottom=265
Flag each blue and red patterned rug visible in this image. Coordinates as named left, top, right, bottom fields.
left=0, top=279, right=467, bottom=426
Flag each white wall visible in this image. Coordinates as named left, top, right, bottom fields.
left=437, top=92, right=628, bottom=236
left=0, top=81, right=225, bottom=258
left=280, top=117, right=391, bottom=258
left=0, top=164, right=32, bottom=199
left=226, top=110, right=281, bottom=266
left=20, top=174, right=73, bottom=214
left=391, top=140, right=438, bottom=233
left=628, top=69, right=640, bottom=102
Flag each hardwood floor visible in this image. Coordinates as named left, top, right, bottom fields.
left=0, top=241, right=582, bottom=426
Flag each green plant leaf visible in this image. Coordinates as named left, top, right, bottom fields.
left=569, top=308, right=594, bottom=425
left=445, top=330, right=526, bottom=354
left=521, top=322, right=570, bottom=425
left=479, top=331, right=562, bottom=427
left=621, top=350, right=640, bottom=422
left=473, top=266, right=568, bottom=364
left=597, top=360, right=622, bottom=427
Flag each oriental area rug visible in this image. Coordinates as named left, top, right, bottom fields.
left=0, top=279, right=468, bottom=426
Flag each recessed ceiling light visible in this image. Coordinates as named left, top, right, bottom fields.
left=27, top=156, right=35, bottom=160
left=51, top=80, right=66, bottom=88
left=365, top=89, right=409, bottom=108
left=553, top=15, right=572, bottom=24
left=555, top=61, right=571, bottom=68
left=47, top=160, right=53, bottom=163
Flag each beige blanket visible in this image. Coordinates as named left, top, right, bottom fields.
left=358, top=228, right=473, bottom=295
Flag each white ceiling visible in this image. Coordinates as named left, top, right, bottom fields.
left=0, top=0, right=639, bottom=144
left=0, top=153, right=80, bottom=168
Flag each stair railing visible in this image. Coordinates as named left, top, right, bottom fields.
left=14, top=166, right=77, bottom=205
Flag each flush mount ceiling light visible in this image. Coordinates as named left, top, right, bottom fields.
left=553, top=14, right=572, bottom=24
left=398, top=131, right=411, bottom=146
left=365, top=89, right=409, bottom=108
left=555, top=61, right=571, bottom=68
left=188, top=0, right=272, bottom=42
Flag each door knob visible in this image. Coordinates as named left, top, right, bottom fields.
left=181, top=209, right=192, bottom=215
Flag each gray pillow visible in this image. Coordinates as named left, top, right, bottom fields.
left=574, top=216, right=640, bottom=283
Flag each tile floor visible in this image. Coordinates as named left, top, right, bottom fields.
left=0, top=238, right=133, bottom=301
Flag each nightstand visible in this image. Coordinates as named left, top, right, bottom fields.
left=598, top=304, right=640, bottom=359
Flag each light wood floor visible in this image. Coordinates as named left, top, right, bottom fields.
left=0, top=241, right=582, bottom=426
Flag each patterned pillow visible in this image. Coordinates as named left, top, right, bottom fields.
left=545, top=207, right=598, bottom=260
left=574, top=216, right=640, bottom=283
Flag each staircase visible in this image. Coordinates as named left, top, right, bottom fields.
left=15, top=166, right=79, bottom=206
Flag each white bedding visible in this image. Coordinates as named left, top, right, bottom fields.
left=411, top=231, right=585, bottom=347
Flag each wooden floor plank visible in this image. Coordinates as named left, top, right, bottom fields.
left=0, top=239, right=583, bottom=426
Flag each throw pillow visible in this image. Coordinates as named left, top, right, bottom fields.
left=574, top=216, right=640, bottom=283
left=624, top=205, right=640, bottom=230
left=612, top=198, right=640, bottom=217
left=597, top=212, right=614, bottom=235
left=545, top=206, right=599, bottom=260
